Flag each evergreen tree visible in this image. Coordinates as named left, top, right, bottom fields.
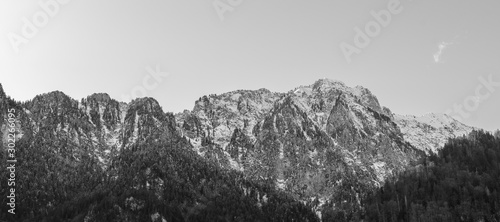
left=360, top=130, right=500, bottom=222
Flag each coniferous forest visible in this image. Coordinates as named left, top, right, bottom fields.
left=0, top=126, right=319, bottom=222
left=361, top=130, right=500, bottom=222
left=0, top=97, right=318, bottom=222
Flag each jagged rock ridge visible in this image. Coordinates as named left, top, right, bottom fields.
left=175, top=78, right=474, bottom=216
left=0, top=79, right=475, bottom=220
left=0, top=85, right=320, bottom=221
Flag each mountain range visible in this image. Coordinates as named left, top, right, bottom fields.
left=0, top=79, right=476, bottom=221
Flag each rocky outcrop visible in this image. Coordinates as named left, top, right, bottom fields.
left=0, top=78, right=476, bottom=220
left=175, top=78, right=472, bottom=216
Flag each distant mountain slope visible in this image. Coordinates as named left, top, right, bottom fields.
left=175, top=79, right=475, bottom=217
left=395, top=113, right=475, bottom=154
left=0, top=79, right=476, bottom=221
left=0, top=84, right=318, bottom=221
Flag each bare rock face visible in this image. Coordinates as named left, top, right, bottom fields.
left=0, top=78, right=475, bottom=220
left=326, top=94, right=358, bottom=145
left=1, top=88, right=316, bottom=221
left=174, top=89, right=283, bottom=167
left=175, top=78, right=473, bottom=216
left=4, top=91, right=182, bottom=170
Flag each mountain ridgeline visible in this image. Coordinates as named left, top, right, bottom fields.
left=0, top=79, right=486, bottom=221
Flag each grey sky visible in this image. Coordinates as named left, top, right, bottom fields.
left=1, top=0, right=499, bottom=131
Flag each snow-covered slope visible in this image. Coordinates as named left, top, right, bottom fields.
left=394, top=113, right=475, bottom=154
left=175, top=89, right=283, bottom=165
left=176, top=78, right=478, bottom=216
left=177, top=79, right=475, bottom=161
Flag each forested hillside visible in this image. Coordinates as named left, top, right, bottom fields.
left=0, top=81, right=490, bottom=221
left=0, top=89, right=318, bottom=222
left=361, top=130, right=500, bottom=222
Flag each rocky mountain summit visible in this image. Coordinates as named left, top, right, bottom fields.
left=174, top=78, right=474, bottom=216
left=0, top=79, right=475, bottom=221
left=177, top=79, right=473, bottom=162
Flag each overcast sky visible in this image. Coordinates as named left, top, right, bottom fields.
left=0, top=0, right=499, bottom=131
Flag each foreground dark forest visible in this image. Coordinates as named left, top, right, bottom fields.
left=357, top=130, right=500, bottom=222
left=3, top=124, right=499, bottom=222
